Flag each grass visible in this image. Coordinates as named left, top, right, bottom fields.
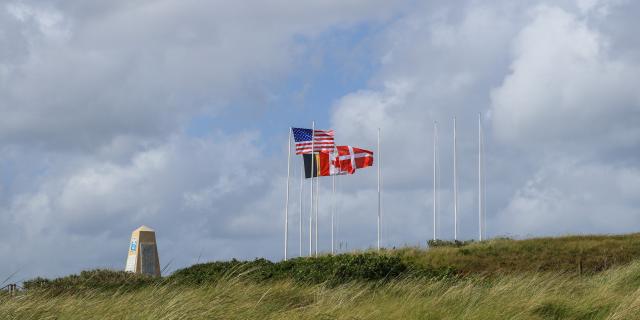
left=3, top=262, right=640, bottom=319
left=394, top=233, right=640, bottom=275
left=3, top=233, right=640, bottom=319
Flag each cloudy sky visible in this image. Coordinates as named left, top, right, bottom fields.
left=2, top=0, right=640, bottom=281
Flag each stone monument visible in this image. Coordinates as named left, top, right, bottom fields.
left=125, top=225, right=161, bottom=276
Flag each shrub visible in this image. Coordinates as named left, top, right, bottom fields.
left=23, top=269, right=158, bottom=293
left=168, top=253, right=456, bottom=286
left=427, top=239, right=475, bottom=248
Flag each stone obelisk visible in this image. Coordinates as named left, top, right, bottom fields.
left=125, top=225, right=161, bottom=277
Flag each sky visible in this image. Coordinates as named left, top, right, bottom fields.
left=2, top=0, right=640, bottom=282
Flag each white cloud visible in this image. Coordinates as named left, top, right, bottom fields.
left=0, top=132, right=283, bottom=278
left=0, top=0, right=405, bottom=279
left=2, top=0, right=640, bottom=282
left=329, top=0, right=640, bottom=244
left=0, top=0, right=403, bottom=149
left=498, top=159, right=640, bottom=236
left=491, top=5, right=640, bottom=151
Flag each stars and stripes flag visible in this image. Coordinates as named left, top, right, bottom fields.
left=333, top=145, right=374, bottom=174
left=292, top=127, right=335, bottom=154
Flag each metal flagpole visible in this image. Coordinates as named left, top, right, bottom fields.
left=433, top=121, right=438, bottom=241
left=309, top=121, right=315, bottom=256
left=482, top=116, right=487, bottom=240
left=337, top=174, right=341, bottom=253
left=315, top=170, right=319, bottom=257
left=453, top=117, right=458, bottom=241
left=299, top=165, right=304, bottom=257
left=377, top=128, right=381, bottom=251
left=478, top=113, right=483, bottom=241
left=331, top=173, right=335, bottom=255
left=284, top=128, right=292, bottom=261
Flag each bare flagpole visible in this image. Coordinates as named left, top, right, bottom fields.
left=478, top=113, right=483, bottom=241
left=299, top=165, right=304, bottom=257
left=483, top=147, right=487, bottom=241
left=433, top=121, right=438, bottom=241
left=309, top=122, right=315, bottom=256
left=482, top=116, right=487, bottom=240
left=284, top=128, right=292, bottom=261
left=377, top=128, right=381, bottom=251
left=453, top=117, right=458, bottom=241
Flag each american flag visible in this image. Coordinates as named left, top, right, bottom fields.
left=292, top=127, right=335, bottom=154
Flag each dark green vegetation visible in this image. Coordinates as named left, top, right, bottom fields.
left=24, top=253, right=455, bottom=293
left=4, top=233, right=640, bottom=319
left=23, top=269, right=156, bottom=293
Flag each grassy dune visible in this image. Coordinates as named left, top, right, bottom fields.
left=3, top=263, right=640, bottom=319
left=395, top=233, right=640, bottom=275
left=3, top=234, right=640, bottom=319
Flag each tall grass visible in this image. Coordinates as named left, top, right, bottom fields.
left=4, top=234, right=640, bottom=319
left=3, top=261, right=640, bottom=319
left=393, top=233, right=640, bottom=275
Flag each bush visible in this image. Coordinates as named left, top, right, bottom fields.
left=427, top=239, right=475, bottom=248
left=169, top=253, right=456, bottom=286
left=167, top=258, right=274, bottom=285
left=23, top=269, right=158, bottom=293
left=22, top=253, right=458, bottom=292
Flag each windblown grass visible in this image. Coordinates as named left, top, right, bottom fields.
left=393, top=233, right=640, bottom=275
left=4, top=233, right=640, bottom=319
left=3, top=261, right=640, bottom=319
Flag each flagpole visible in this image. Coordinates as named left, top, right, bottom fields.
left=284, top=128, right=292, bottom=261
left=331, top=173, right=335, bottom=255
left=482, top=115, right=487, bottom=240
left=299, top=165, right=304, bottom=257
left=433, top=121, right=438, bottom=241
left=483, top=134, right=486, bottom=240
left=336, top=174, right=340, bottom=253
left=478, top=113, right=483, bottom=241
left=377, top=128, right=381, bottom=251
left=315, top=171, right=319, bottom=257
left=309, top=121, right=315, bottom=256
left=453, top=117, right=458, bottom=241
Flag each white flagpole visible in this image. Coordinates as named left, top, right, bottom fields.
left=478, top=113, right=483, bottom=241
left=453, top=117, right=458, bottom=241
left=284, top=128, right=292, bottom=261
left=337, top=174, right=341, bottom=253
left=433, top=121, right=438, bottom=241
left=309, top=122, right=315, bottom=256
left=299, top=165, right=304, bottom=257
left=482, top=116, right=487, bottom=240
left=377, top=128, right=381, bottom=251
left=331, top=173, right=335, bottom=255
left=315, top=171, right=319, bottom=257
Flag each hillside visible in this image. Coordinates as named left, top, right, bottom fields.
left=3, top=233, right=640, bottom=319
left=394, top=233, right=640, bottom=275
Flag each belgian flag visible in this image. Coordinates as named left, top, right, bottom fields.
left=303, top=153, right=332, bottom=178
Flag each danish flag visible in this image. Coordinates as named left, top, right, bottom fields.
left=333, top=146, right=374, bottom=174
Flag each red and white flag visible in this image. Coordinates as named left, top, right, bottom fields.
left=333, top=145, right=374, bottom=174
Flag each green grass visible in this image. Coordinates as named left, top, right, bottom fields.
left=4, top=233, right=640, bottom=319
left=3, top=262, right=640, bottom=319
left=394, top=233, right=640, bottom=275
